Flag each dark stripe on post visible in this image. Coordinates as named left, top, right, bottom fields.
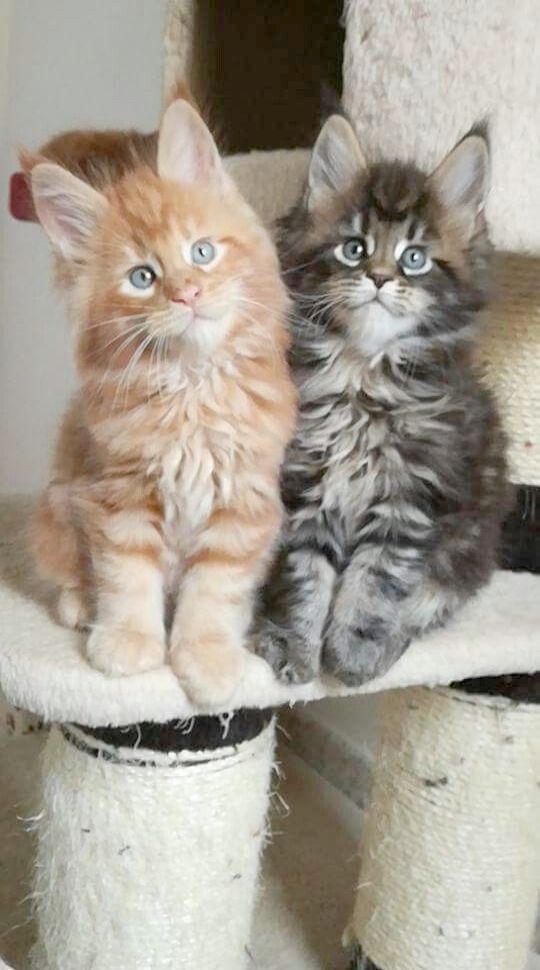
left=73, top=708, right=274, bottom=755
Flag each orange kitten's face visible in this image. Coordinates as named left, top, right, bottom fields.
left=81, top=172, right=272, bottom=366
left=30, top=100, right=281, bottom=380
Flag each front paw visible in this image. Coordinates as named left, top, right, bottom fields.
left=254, top=621, right=319, bottom=685
left=322, top=621, right=409, bottom=686
left=58, top=587, right=89, bottom=631
left=86, top=626, right=166, bottom=676
left=170, top=636, right=246, bottom=708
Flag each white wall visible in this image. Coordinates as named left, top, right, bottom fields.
left=0, top=0, right=165, bottom=494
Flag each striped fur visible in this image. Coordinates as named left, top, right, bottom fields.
left=256, top=116, right=509, bottom=686
left=29, top=100, right=295, bottom=706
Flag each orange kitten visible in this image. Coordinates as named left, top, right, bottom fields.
left=29, top=99, right=296, bottom=706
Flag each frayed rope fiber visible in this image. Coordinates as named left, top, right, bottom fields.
left=30, top=721, right=275, bottom=970
left=348, top=687, right=540, bottom=970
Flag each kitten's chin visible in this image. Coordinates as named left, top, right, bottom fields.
left=179, top=311, right=234, bottom=357
left=348, top=301, right=419, bottom=358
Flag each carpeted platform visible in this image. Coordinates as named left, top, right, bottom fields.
left=1, top=499, right=539, bottom=728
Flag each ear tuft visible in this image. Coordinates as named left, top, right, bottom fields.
left=162, top=78, right=199, bottom=114
left=18, top=147, right=44, bottom=176
left=429, top=131, right=490, bottom=237
left=157, top=99, right=225, bottom=189
left=308, top=114, right=366, bottom=209
left=31, top=163, right=107, bottom=260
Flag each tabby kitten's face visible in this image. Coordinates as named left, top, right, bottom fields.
left=282, top=116, right=491, bottom=358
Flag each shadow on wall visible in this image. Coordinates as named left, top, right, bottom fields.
left=190, top=0, right=344, bottom=152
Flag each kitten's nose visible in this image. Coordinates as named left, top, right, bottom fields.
left=369, top=272, right=393, bottom=290
left=170, top=284, right=200, bottom=306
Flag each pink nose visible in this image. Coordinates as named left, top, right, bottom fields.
left=170, top=284, right=200, bottom=306
left=369, top=272, right=393, bottom=290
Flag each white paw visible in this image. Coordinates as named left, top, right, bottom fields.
left=58, top=588, right=88, bottom=630
left=86, top=627, right=166, bottom=677
left=170, top=638, right=246, bottom=708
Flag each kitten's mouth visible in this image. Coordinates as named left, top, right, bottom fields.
left=373, top=292, right=404, bottom=316
left=161, top=307, right=225, bottom=338
left=352, top=292, right=398, bottom=315
left=169, top=307, right=211, bottom=327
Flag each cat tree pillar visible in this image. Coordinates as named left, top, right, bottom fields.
left=341, top=2, right=540, bottom=968
left=28, top=713, right=275, bottom=970
left=347, top=687, right=540, bottom=970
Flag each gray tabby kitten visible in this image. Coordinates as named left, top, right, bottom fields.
left=257, top=115, right=509, bottom=686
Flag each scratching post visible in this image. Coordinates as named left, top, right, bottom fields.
left=480, top=254, right=540, bottom=490
left=348, top=687, right=540, bottom=970
left=162, top=0, right=195, bottom=103
left=29, top=712, right=275, bottom=970
left=340, top=0, right=540, bottom=494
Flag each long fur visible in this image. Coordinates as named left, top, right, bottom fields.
left=256, top=117, right=509, bottom=686
left=29, top=101, right=296, bottom=706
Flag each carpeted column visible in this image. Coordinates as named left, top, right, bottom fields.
left=29, top=709, right=275, bottom=970
left=347, top=686, right=540, bottom=970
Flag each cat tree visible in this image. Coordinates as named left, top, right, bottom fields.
left=2, top=2, right=539, bottom=969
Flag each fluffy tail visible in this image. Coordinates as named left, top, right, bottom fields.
left=17, top=69, right=199, bottom=212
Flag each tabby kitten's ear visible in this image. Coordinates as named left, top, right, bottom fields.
left=308, top=114, right=366, bottom=210
left=428, top=130, right=490, bottom=240
left=31, top=162, right=108, bottom=259
left=157, top=99, right=227, bottom=190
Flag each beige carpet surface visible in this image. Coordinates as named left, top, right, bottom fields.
left=2, top=498, right=539, bottom=727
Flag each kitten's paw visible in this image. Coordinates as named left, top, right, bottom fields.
left=58, top=588, right=89, bottom=630
left=171, top=637, right=246, bottom=708
left=323, top=622, right=409, bottom=686
left=255, top=622, right=318, bottom=684
left=86, top=627, right=166, bottom=677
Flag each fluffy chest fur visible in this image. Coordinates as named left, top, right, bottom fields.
left=284, top=343, right=467, bottom=565
left=152, top=404, right=238, bottom=545
left=86, top=354, right=288, bottom=553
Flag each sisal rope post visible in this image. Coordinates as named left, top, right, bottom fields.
left=162, top=0, right=195, bottom=102
left=347, top=687, right=540, bottom=970
left=30, top=718, right=275, bottom=970
left=341, top=2, right=540, bottom=492
left=478, top=254, right=540, bottom=487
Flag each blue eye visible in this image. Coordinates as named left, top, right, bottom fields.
left=129, top=265, right=156, bottom=289
left=191, top=239, right=216, bottom=265
left=399, top=246, right=430, bottom=274
left=335, top=238, right=366, bottom=266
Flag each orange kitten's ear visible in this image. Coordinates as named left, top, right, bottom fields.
left=157, top=99, right=226, bottom=189
left=428, top=131, right=490, bottom=239
left=308, top=114, right=366, bottom=210
left=18, top=147, right=45, bottom=176
left=31, top=162, right=108, bottom=259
